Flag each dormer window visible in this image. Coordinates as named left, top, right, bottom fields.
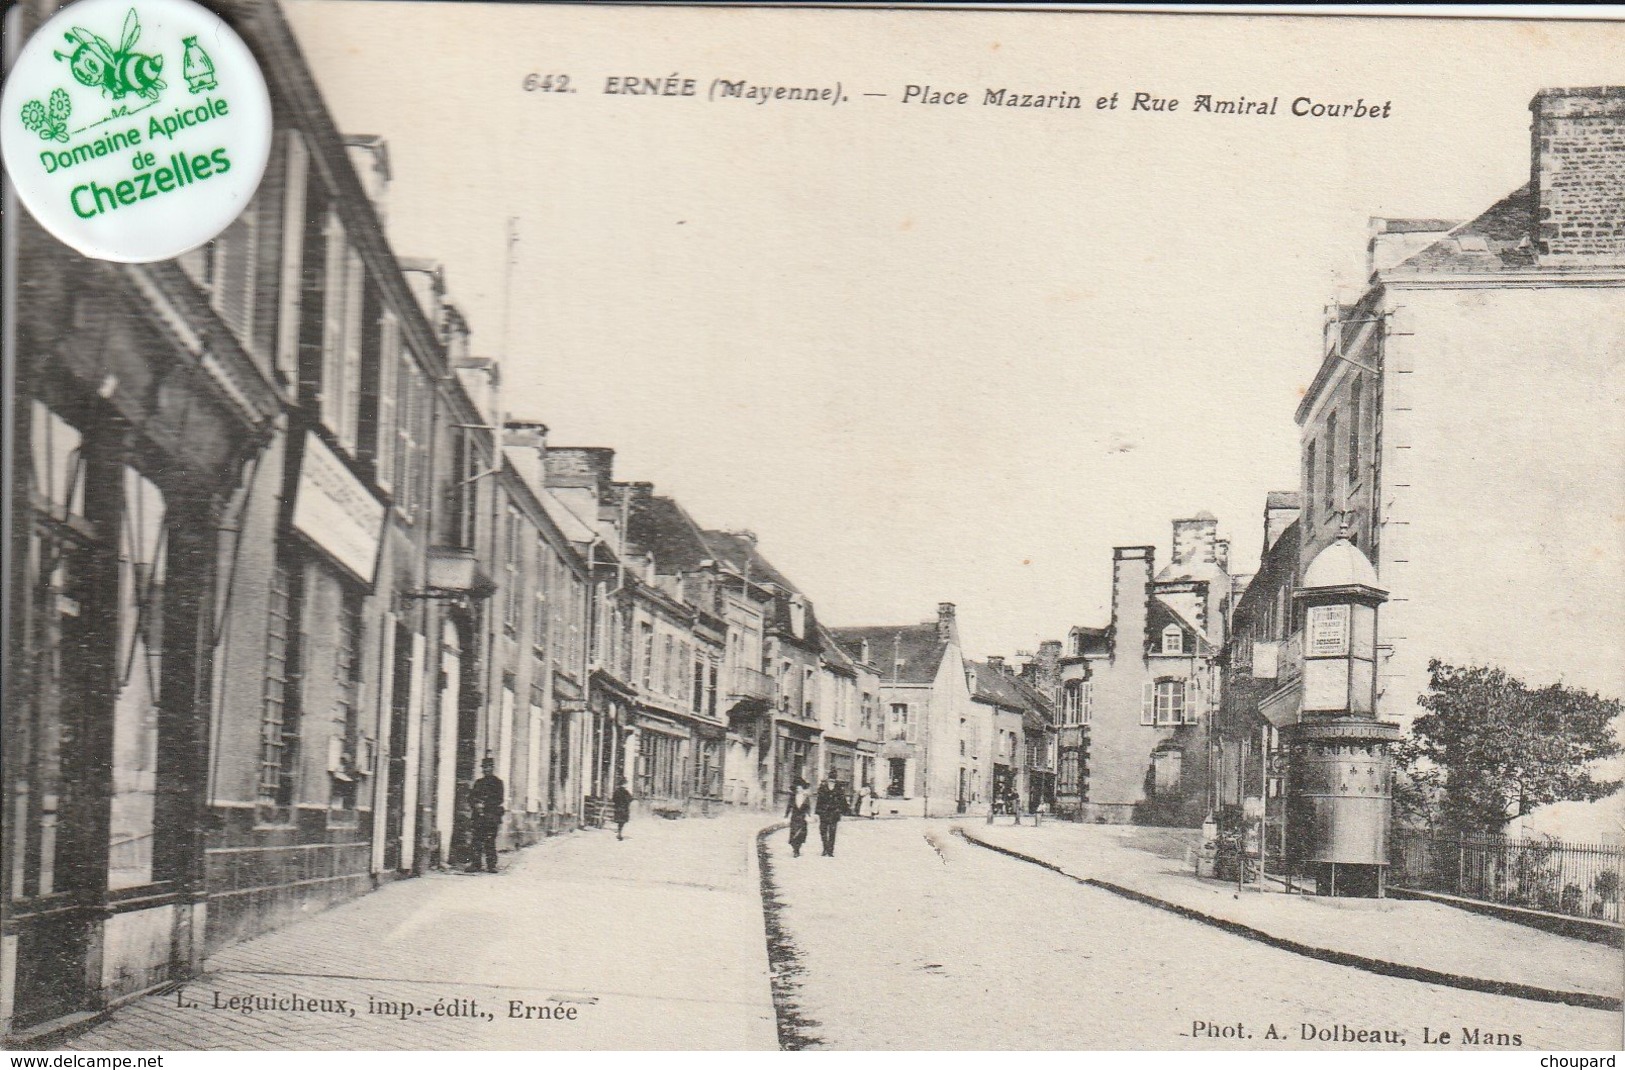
left=1161, top=624, right=1184, bottom=655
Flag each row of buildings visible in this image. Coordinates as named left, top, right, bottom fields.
left=0, top=0, right=1071, bottom=1039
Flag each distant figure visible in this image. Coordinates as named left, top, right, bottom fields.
left=612, top=778, right=634, bottom=841
left=865, top=786, right=880, bottom=819
left=468, top=758, right=505, bottom=874
left=1009, top=787, right=1024, bottom=826
left=815, top=774, right=847, bottom=857
left=786, top=777, right=812, bottom=857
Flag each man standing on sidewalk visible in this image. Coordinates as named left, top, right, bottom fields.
left=469, top=758, right=506, bottom=873
left=815, top=774, right=847, bottom=857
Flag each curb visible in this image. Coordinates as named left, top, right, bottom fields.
left=954, top=827, right=1621, bottom=1014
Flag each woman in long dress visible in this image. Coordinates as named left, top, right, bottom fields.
left=785, top=777, right=811, bottom=857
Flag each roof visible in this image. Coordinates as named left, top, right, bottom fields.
left=1155, top=557, right=1227, bottom=584
left=700, top=530, right=801, bottom=596
left=1375, top=217, right=1462, bottom=235
left=1265, top=490, right=1301, bottom=509
left=831, top=624, right=948, bottom=686
left=1067, top=624, right=1110, bottom=658
left=1302, top=534, right=1382, bottom=591
left=627, top=493, right=712, bottom=572
left=970, top=663, right=1055, bottom=730
left=1388, top=184, right=1538, bottom=275
left=1149, top=596, right=1217, bottom=655
left=817, top=624, right=859, bottom=676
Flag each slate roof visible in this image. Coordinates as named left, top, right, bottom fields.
left=1067, top=625, right=1110, bottom=658
left=817, top=624, right=859, bottom=677
left=1148, top=596, right=1217, bottom=656
left=1389, top=184, right=1538, bottom=275
left=627, top=493, right=712, bottom=572
left=970, top=662, right=1055, bottom=732
left=700, top=530, right=802, bottom=595
left=831, top=624, right=948, bottom=686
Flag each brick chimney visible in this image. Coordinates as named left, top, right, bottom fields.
left=1531, top=87, right=1625, bottom=267
left=986, top=655, right=1006, bottom=675
left=936, top=602, right=958, bottom=645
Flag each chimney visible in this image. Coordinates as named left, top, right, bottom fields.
left=1110, top=546, right=1155, bottom=656
left=1263, top=491, right=1302, bottom=555
left=986, top=655, right=1006, bottom=675
left=1172, top=512, right=1219, bottom=565
left=1215, top=538, right=1231, bottom=574
left=860, top=637, right=871, bottom=664
left=504, top=419, right=548, bottom=453
left=936, top=602, right=958, bottom=645
left=343, top=135, right=390, bottom=227
left=1531, top=87, right=1625, bottom=267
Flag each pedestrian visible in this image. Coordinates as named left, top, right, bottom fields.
left=612, top=777, right=634, bottom=841
left=785, top=777, right=811, bottom=857
left=468, top=757, right=505, bottom=874
left=1009, top=786, right=1023, bottom=826
left=865, top=785, right=880, bottom=819
left=815, top=773, right=847, bottom=857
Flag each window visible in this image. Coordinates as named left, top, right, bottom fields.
left=1062, top=681, right=1082, bottom=726
left=1305, top=439, right=1316, bottom=516
left=1323, top=411, right=1338, bottom=507
left=639, top=623, right=655, bottom=690
left=802, top=667, right=816, bottom=720
left=260, top=551, right=303, bottom=807
left=693, top=654, right=707, bottom=713
left=707, top=663, right=719, bottom=718
left=889, top=702, right=911, bottom=742
left=445, top=428, right=481, bottom=549
left=1161, top=624, right=1184, bottom=656
left=1143, top=679, right=1190, bottom=726
left=330, top=587, right=363, bottom=811
left=503, top=506, right=523, bottom=633
left=533, top=540, right=550, bottom=653
left=109, top=468, right=168, bottom=888
left=1082, top=679, right=1093, bottom=725
left=372, top=311, right=399, bottom=495
left=1152, top=749, right=1183, bottom=795
left=392, top=355, right=427, bottom=521
left=1347, top=377, right=1363, bottom=483
left=860, top=692, right=875, bottom=730
left=1059, top=750, right=1083, bottom=795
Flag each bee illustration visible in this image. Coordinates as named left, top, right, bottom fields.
left=53, top=9, right=166, bottom=102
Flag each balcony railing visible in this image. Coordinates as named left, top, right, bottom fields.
left=728, top=666, right=774, bottom=702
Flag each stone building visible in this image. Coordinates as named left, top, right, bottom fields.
left=833, top=604, right=985, bottom=817
left=1064, top=515, right=1236, bottom=825
left=1295, top=87, right=1625, bottom=778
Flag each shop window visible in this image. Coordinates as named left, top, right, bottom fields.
left=109, top=468, right=167, bottom=889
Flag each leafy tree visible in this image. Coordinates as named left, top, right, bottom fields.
left=1396, top=659, right=1623, bottom=833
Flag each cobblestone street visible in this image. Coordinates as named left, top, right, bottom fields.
left=64, top=816, right=777, bottom=1051
left=762, top=818, right=1620, bottom=1050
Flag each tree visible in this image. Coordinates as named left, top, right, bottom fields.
left=1396, top=659, right=1623, bottom=833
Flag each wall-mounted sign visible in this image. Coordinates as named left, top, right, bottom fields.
left=1307, top=604, right=1350, bottom=657
left=291, top=432, right=385, bottom=584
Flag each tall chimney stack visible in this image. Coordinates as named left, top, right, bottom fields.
left=936, top=602, right=958, bottom=645
left=1531, top=87, right=1625, bottom=267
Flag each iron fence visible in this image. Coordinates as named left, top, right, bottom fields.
left=1390, top=829, right=1624, bottom=922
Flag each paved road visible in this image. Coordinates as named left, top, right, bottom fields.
left=763, top=818, right=1619, bottom=1050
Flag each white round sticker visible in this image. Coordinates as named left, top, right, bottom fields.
left=0, top=0, right=272, bottom=263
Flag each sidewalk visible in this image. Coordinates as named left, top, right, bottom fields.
left=62, top=814, right=780, bottom=1050
left=960, top=821, right=1621, bottom=1010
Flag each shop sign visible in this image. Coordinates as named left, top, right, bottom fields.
left=291, top=432, right=384, bottom=584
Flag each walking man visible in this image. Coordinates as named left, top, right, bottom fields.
left=815, top=773, right=847, bottom=857
left=612, top=778, right=634, bottom=841
left=468, top=757, right=505, bottom=873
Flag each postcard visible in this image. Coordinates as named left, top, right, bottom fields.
left=2, top=0, right=1621, bottom=1053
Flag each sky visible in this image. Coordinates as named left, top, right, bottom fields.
left=284, top=3, right=1622, bottom=661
